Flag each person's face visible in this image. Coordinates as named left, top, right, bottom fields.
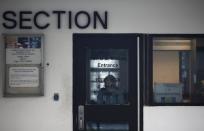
left=105, top=79, right=115, bottom=88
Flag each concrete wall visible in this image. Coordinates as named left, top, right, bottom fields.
left=0, top=0, right=204, bottom=131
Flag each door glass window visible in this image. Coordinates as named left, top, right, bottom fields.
left=86, top=49, right=129, bottom=105
left=87, top=122, right=129, bottom=131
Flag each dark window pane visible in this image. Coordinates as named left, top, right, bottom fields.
left=87, top=122, right=129, bottom=131
left=192, top=38, right=204, bottom=102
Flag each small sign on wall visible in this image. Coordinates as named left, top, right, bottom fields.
left=9, top=67, right=39, bottom=88
left=3, top=34, right=44, bottom=97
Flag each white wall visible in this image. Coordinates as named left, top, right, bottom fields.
left=1, top=0, right=204, bottom=131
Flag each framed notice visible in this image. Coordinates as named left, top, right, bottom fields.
left=3, top=34, right=44, bottom=97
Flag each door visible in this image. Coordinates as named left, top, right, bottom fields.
left=73, top=34, right=143, bottom=131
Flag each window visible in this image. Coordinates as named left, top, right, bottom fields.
left=146, top=35, right=204, bottom=105
left=87, top=49, right=129, bottom=105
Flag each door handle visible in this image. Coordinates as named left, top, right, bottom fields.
left=194, top=74, right=197, bottom=84
left=78, top=105, right=84, bottom=130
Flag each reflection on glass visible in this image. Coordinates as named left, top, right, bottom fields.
left=87, top=49, right=128, bottom=105
left=180, top=52, right=191, bottom=99
left=152, top=38, right=204, bottom=104
left=153, top=39, right=192, bottom=103
left=193, top=38, right=204, bottom=102
left=87, top=122, right=129, bottom=131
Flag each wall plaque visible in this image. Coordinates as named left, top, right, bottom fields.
left=3, top=34, right=44, bottom=97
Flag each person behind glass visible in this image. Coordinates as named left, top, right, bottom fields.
left=97, top=74, right=125, bottom=105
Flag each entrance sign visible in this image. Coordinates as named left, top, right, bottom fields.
left=90, top=59, right=120, bottom=69
left=4, top=34, right=44, bottom=97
